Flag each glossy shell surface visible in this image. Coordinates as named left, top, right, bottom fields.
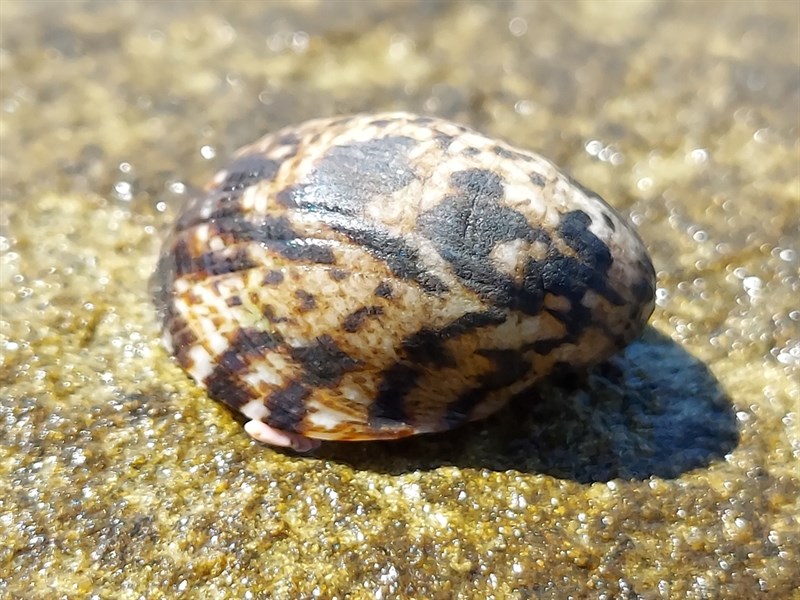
left=152, top=112, right=656, bottom=442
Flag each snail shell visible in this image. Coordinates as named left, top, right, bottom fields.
left=152, top=112, right=655, bottom=450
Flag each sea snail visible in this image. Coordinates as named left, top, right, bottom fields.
left=151, top=112, right=656, bottom=452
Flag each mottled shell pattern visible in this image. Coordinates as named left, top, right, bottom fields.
left=152, top=112, right=655, bottom=445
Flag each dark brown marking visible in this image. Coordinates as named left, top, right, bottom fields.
left=166, top=314, right=200, bottom=368
left=530, top=172, right=546, bottom=187
left=263, top=270, right=284, bottom=285
left=203, top=328, right=284, bottom=410
left=277, top=132, right=301, bottom=146
left=342, top=306, right=384, bottom=333
left=218, top=213, right=337, bottom=264
left=265, top=381, right=310, bottom=432
left=205, top=214, right=337, bottom=265
left=295, top=289, right=316, bottom=311
left=374, top=282, right=393, bottom=298
left=522, top=334, right=576, bottom=355
left=369, top=363, right=418, bottom=428
left=205, top=375, right=252, bottom=411
left=442, top=349, right=530, bottom=427
left=226, top=296, right=243, bottom=307
left=417, top=168, right=550, bottom=313
left=514, top=210, right=628, bottom=336
left=493, top=145, right=533, bottom=162
left=189, top=154, right=283, bottom=226
left=203, top=247, right=258, bottom=277
left=206, top=202, right=247, bottom=223
left=401, top=310, right=508, bottom=367
left=439, top=309, right=508, bottom=336
left=557, top=210, right=621, bottom=302
left=174, top=243, right=259, bottom=278
left=168, top=238, right=193, bottom=278
left=329, top=268, right=349, bottom=281
left=603, top=213, right=616, bottom=231
left=299, top=135, right=418, bottom=212
left=262, top=304, right=291, bottom=324
left=282, top=135, right=447, bottom=291
left=220, top=154, right=281, bottom=192
left=171, top=155, right=282, bottom=233
left=281, top=242, right=335, bottom=264
left=210, top=214, right=295, bottom=241
left=289, top=335, right=361, bottom=387
left=402, top=329, right=456, bottom=368
left=326, top=217, right=449, bottom=294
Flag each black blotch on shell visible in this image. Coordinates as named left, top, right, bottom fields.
left=221, top=154, right=281, bottom=192
left=374, top=282, right=394, bottom=298
left=205, top=328, right=285, bottom=410
left=417, top=168, right=550, bottom=313
left=265, top=381, right=310, bottom=431
left=295, top=290, right=316, bottom=311
left=329, top=268, right=349, bottom=281
left=328, top=220, right=450, bottom=295
left=342, top=306, right=384, bottom=333
left=369, top=363, right=418, bottom=429
left=493, top=144, right=534, bottom=163
left=298, top=136, right=419, bottom=213
left=530, top=172, right=546, bottom=187
left=263, top=270, right=284, bottom=285
left=401, top=310, right=508, bottom=368
left=442, top=349, right=531, bottom=427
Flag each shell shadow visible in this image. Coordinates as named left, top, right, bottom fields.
left=314, top=327, right=739, bottom=482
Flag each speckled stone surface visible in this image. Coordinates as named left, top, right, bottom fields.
left=1, top=1, right=798, bottom=599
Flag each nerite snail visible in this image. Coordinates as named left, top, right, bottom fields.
left=151, top=113, right=655, bottom=452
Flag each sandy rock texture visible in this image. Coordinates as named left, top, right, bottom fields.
left=1, top=1, right=797, bottom=598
